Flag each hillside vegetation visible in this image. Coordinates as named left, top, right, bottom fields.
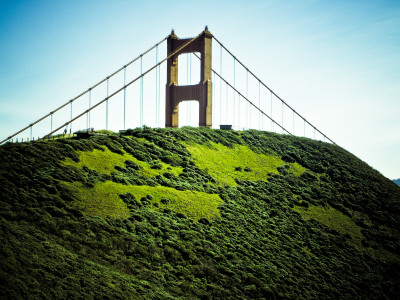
left=1, top=127, right=399, bottom=299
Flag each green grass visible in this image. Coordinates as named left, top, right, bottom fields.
left=124, top=185, right=223, bottom=221
left=62, top=145, right=182, bottom=177
left=186, top=142, right=306, bottom=186
left=2, top=127, right=400, bottom=299
left=59, top=181, right=131, bottom=219
left=60, top=181, right=223, bottom=221
left=293, top=204, right=400, bottom=263
left=293, top=205, right=364, bottom=247
left=96, top=129, right=115, bottom=134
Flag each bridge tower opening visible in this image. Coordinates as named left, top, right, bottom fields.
left=179, top=101, right=200, bottom=127
left=165, top=27, right=212, bottom=128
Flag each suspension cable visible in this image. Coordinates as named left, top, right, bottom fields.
left=1, top=36, right=168, bottom=145
left=42, top=32, right=203, bottom=139
left=212, top=35, right=335, bottom=144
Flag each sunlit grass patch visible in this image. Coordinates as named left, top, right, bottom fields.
left=59, top=181, right=131, bottom=219
left=293, top=205, right=364, bottom=247
left=63, top=146, right=129, bottom=174
left=290, top=162, right=307, bottom=176
left=60, top=181, right=222, bottom=221
left=95, top=129, right=115, bottom=134
left=293, top=205, right=400, bottom=263
left=125, top=185, right=223, bottom=221
left=185, top=142, right=304, bottom=186
left=62, top=146, right=182, bottom=177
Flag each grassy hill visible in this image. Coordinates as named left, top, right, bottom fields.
left=0, top=127, right=399, bottom=299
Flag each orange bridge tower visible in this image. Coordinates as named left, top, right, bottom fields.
left=165, top=27, right=213, bottom=128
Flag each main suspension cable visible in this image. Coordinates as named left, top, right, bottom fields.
left=212, top=35, right=335, bottom=145
left=1, top=36, right=168, bottom=144
left=42, top=32, right=203, bottom=139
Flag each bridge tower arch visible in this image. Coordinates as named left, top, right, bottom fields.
left=165, top=27, right=212, bottom=128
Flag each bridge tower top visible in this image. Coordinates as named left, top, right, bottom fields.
left=165, top=27, right=213, bottom=128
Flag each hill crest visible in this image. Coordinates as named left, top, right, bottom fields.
left=1, top=127, right=399, bottom=299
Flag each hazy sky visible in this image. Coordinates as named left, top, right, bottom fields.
left=1, top=0, right=399, bottom=179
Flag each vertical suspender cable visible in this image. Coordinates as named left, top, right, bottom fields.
left=246, top=70, right=249, bottom=129
left=106, top=78, right=109, bottom=130
left=238, top=95, right=241, bottom=129
left=155, top=46, right=158, bottom=127
left=293, top=110, right=295, bottom=135
left=140, top=55, right=143, bottom=127
left=258, top=81, right=261, bottom=130
left=157, top=58, right=161, bottom=127
left=282, top=101, right=284, bottom=134
left=51, top=114, right=53, bottom=133
left=304, top=119, right=306, bottom=137
left=270, top=91, right=273, bottom=132
left=233, top=58, right=236, bottom=126
left=249, top=75, right=252, bottom=129
left=123, top=67, right=126, bottom=130
left=70, top=101, right=73, bottom=133
left=189, top=54, right=192, bottom=124
left=237, top=94, right=240, bottom=127
left=213, top=71, right=216, bottom=128
left=219, top=45, right=222, bottom=126
left=236, top=70, right=240, bottom=127
left=86, top=92, right=89, bottom=128
left=89, top=88, right=92, bottom=128
left=30, top=126, right=32, bottom=141
left=187, top=54, right=189, bottom=123
left=88, top=89, right=91, bottom=129
left=226, top=82, right=228, bottom=124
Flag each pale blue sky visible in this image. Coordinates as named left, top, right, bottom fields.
left=1, top=0, right=399, bottom=179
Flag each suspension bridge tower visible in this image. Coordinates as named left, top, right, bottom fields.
left=166, top=27, right=213, bottom=128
